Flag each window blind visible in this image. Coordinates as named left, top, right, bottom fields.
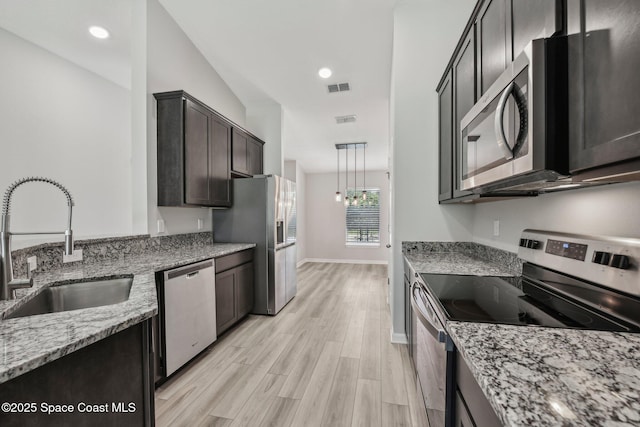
left=345, top=188, right=380, bottom=244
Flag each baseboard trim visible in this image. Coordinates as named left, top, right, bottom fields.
left=391, top=331, right=408, bottom=344
left=391, top=331, right=409, bottom=344
left=303, top=258, right=388, bottom=265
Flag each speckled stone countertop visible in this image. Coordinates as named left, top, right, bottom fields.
left=403, top=241, right=521, bottom=276
left=403, top=241, right=640, bottom=427
left=0, top=241, right=255, bottom=384
left=448, top=323, right=640, bottom=427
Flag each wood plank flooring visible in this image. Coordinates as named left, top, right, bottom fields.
left=156, top=262, right=428, bottom=427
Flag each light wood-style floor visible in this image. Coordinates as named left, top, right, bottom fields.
left=155, top=262, right=429, bottom=427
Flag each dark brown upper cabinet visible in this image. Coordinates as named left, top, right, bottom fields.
left=476, top=0, right=509, bottom=96
left=438, top=70, right=454, bottom=202
left=452, top=29, right=477, bottom=200
left=567, top=0, right=640, bottom=177
left=511, top=0, right=563, bottom=60
left=155, top=91, right=231, bottom=208
left=231, top=128, right=264, bottom=177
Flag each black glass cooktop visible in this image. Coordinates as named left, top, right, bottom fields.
left=419, top=273, right=638, bottom=332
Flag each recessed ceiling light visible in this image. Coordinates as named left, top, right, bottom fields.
left=89, top=26, right=110, bottom=39
left=318, top=67, right=332, bottom=79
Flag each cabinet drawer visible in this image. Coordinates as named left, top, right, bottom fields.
left=216, top=249, right=254, bottom=273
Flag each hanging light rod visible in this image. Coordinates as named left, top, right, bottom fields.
left=335, top=142, right=367, bottom=150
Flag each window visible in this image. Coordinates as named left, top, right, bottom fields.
left=345, top=188, right=380, bottom=245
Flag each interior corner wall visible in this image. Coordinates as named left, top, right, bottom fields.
left=284, top=160, right=307, bottom=265
left=146, top=0, right=247, bottom=236
left=305, top=171, right=390, bottom=263
left=0, top=27, right=133, bottom=248
left=389, top=0, right=476, bottom=340
left=247, top=103, right=283, bottom=176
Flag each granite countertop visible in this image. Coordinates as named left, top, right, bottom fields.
left=0, top=242, right=255, bottom=384
left=448, top=322, right=640, bottom=427
left=403, top=241, right=640, bottom=427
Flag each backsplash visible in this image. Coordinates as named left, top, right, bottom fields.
left=402, top=241, right=522, bottom=275
left=11, top=232, right=214, bottom=277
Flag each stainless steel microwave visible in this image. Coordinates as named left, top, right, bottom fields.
left=460, top=38, right=568, bottom=193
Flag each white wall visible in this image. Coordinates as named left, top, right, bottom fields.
left=247, top=102, right=283, bottom=176
left=146, top=0, right=247, bottom=236
left=305, top=171, right=390, bottom=263
left=0, top=27, right=133, bottom=248
left=473, top=182, right=640, bottom=252
left=389, top=0, right=476, bottom=341
left=284, top=160, right=307, bottom=265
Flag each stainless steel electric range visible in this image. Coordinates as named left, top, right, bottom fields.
left=411, top=230, right=640, bottom=427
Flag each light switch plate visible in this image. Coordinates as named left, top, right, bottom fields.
left=197, top=218, right=204, bottom=230
left=157, top=219, right=165, bottom=233
left=63, top=248, right=83, bottom=263
left=27, top=256, right=37, bottom=272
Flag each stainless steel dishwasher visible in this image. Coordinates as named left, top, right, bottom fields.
left=160, top=259, right=217, bottom=377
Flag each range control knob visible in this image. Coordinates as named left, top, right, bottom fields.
left=526, top=240, right=541, bottom=249
left=611, top=254, right=631, bottom=270
left=519, top=238, right=527, bottom=247
left=592, top=251, right=612, bottom=265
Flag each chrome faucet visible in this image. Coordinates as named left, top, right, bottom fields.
left=1, top=177, right=74, bottom=300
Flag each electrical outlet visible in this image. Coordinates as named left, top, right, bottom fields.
left=493, top=220, right=500, bottom=237
left=157, top=219, right=165, bottom=233
left=63, top=248, right=83, bottom=264
left=197, top=218, right=204, bottom=230
left=27, top=256, right=37, bottom=272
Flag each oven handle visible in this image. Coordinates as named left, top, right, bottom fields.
left=411, top=281, right=447, bottom=344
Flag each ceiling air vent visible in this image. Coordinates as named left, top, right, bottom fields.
left=327, top=82, right=351, bottom=93
left=335, top=115, right=357, bottom=124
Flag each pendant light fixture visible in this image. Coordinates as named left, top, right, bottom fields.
left=352, top=147, right=358, bottom=206
left=362, top=145, right=367, bottom=201
left=335, top=142, right=368, bottom=207
left=335, top=148, right=342, bottom=202
left=343, top=147, right=350, bottom=206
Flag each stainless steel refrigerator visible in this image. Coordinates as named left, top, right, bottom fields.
left=212, top=175, right=296, bottom=315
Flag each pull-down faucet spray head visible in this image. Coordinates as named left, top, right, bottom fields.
left=1, top=177, right=75, bottom=300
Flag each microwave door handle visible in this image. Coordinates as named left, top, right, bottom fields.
left=510, top=82, right=529, bottom=158
left=494, top=82, right=515, bottom=160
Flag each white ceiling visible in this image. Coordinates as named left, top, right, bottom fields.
left=0, top=0, right=132, bottom=89
left=159, top=0, right=396, bottom=173
left=0, top=0, right=397, bottom=173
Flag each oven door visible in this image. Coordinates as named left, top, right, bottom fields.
left=412, top=280, right=448, bottom=427
left=460, top=43, right=533, bottom=191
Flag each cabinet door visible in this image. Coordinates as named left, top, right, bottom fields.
left=453, top=30, right=476, bottom=199
left=247, top=137, right=264, bottom=176
left=232, top=128, right=249, bottom=175
left=511, top=0, right=562, bottom=60
left=568, top=0, right=640, bottom=173
left=184, top=100, right=211, bottom=205
left=210, top=116, right=231, bottom=206
left=477, top=0, right=508, bottom=95
left=455, top=391, right=474, bottom=427
left=215, top=269, right=237, bottom=335
left=236, top=262, right=254, bottom=318
left=438, top=71, right=454, bottom=202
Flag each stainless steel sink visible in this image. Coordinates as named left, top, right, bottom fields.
left=5, top=276, right=133, bottom=319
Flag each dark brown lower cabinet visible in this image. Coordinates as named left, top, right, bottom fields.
left=455, top=352, right=501, bottom=427
left=0, top=320, right=154, bottom=427
left=215, top=249, right=254, bottom=335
